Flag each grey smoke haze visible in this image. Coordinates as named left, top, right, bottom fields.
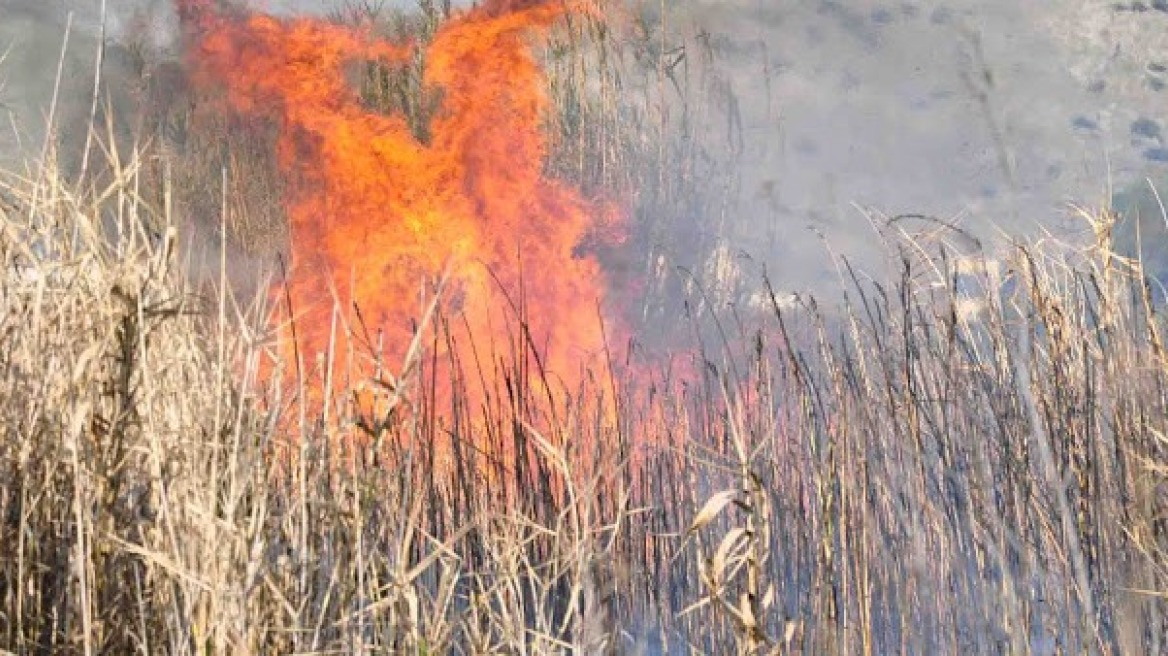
left=2, top=0, right=1167, bottom=298
left=0, top=0, right=171, bottom=173
left=652, top=1, right=1168, bottom=299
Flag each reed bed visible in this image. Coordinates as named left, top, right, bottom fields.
left=2, top=2, right=1167, bottom=654
left=3, top=143, right=1168, bottom=653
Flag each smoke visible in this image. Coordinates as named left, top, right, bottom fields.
left=4, top=0, right=1167, bottom=314
left=0, top=0, right=288, bottom=303
left=631, top=0, right=1168, bottom=303
left=0, top=1, right=177, bottom=170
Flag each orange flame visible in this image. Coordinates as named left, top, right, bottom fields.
left=178, top=0, right=624, bottom=416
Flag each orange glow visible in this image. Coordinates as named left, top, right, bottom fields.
left=178, top=0, right=624, bottom=418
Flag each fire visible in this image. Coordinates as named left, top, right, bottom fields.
left=177, top=0, right=623, bottom=415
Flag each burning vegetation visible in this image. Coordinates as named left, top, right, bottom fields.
left=2, top=1, right=1168, bottom=654
left=178, top=0, right=625, bottom=414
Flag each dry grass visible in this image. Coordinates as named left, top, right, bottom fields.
left=2, top=2, right=1168, bottom=654
left=5, top=143, right=1168, bottom=654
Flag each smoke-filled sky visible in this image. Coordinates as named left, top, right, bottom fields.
left=2, top=0, right=1167, bottom=296
left=671, top=1, right=1168, bottom=295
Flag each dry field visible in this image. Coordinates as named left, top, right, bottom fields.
left=1, top=1, right=1167, bottom=654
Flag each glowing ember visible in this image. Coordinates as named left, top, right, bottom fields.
left=177, top=0, right=623, bottom=412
